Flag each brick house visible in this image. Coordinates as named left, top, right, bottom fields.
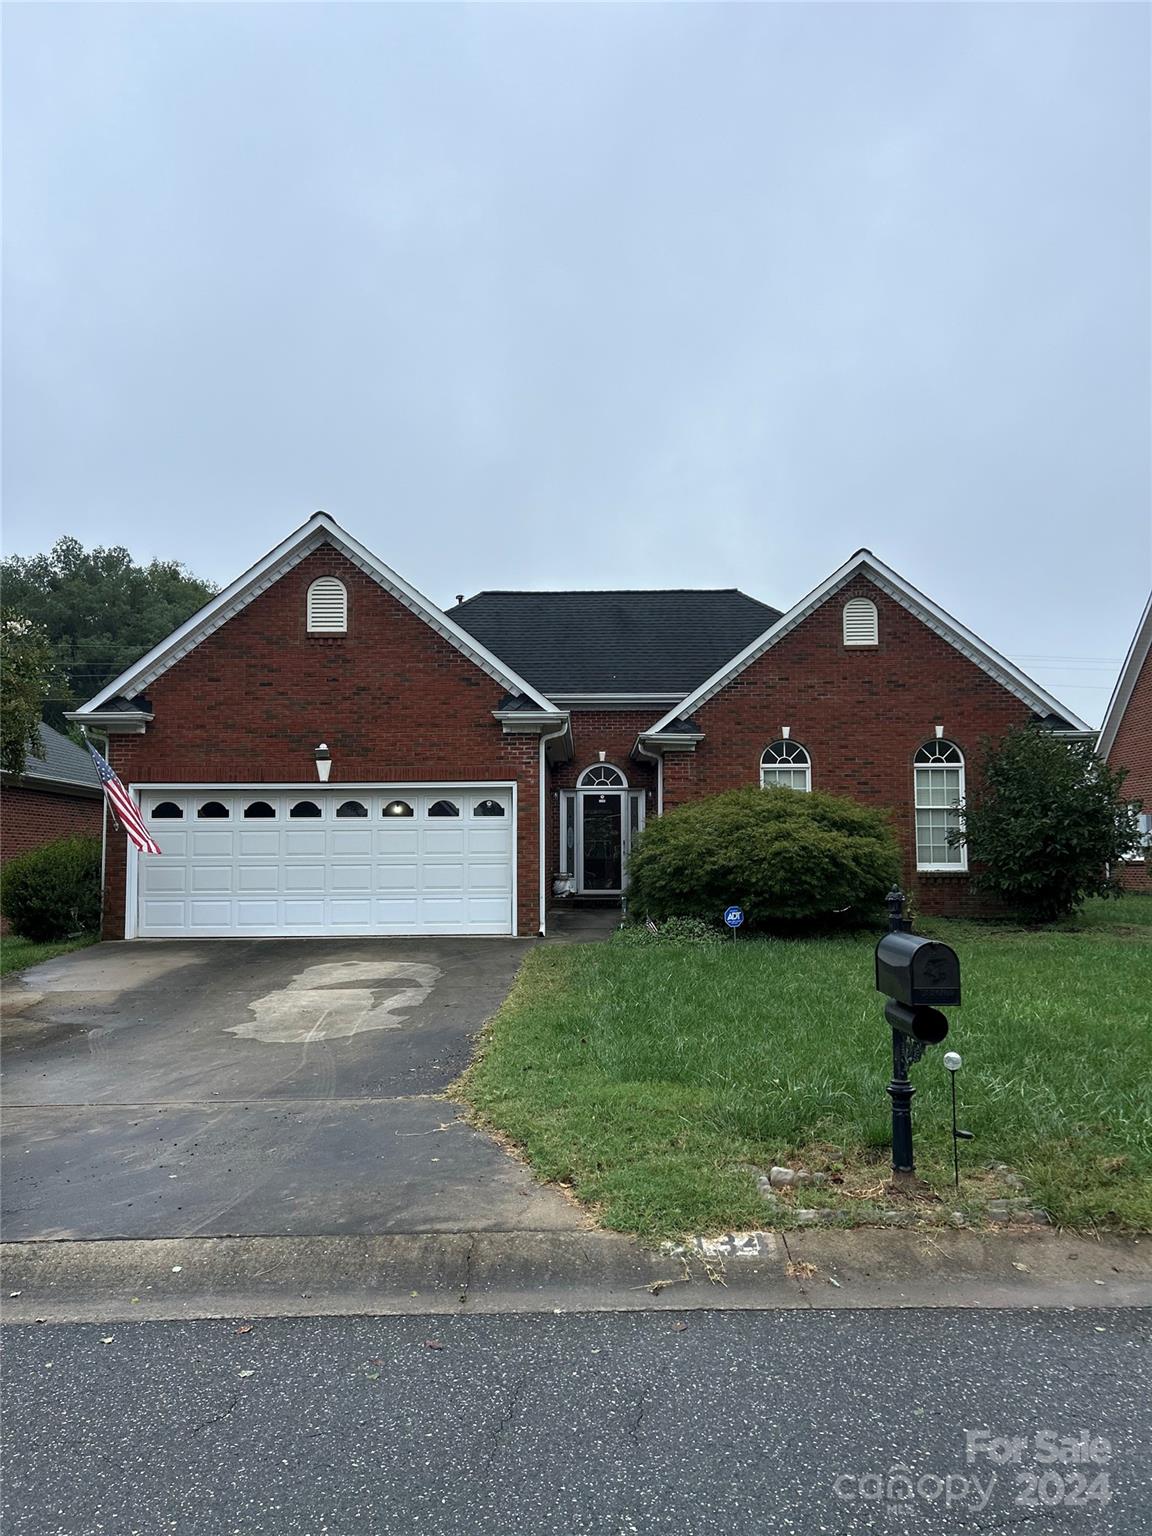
left=1098, top=592, right=1152, bottom=888
left=69, top=513, right=1091, bottom=939
left=1, top=723, right=102, bottom=909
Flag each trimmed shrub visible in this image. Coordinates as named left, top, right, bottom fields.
left=1, top=835, right=101, bottom=942
left=954, top=726, right=1144, bottom=923
left=626, top=786, right=901, bottom=927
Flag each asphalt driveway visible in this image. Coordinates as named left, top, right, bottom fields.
left=1, top=939, right=580, bottom=1241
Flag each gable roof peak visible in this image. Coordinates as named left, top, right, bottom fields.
left=72, top=512, right=560, bottom=718
left=644, top=549, right=1091, bottom=736
left=1098, top=589, right=1152, bottom=760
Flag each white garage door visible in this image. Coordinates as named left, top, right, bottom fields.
left=135, top=787, right=515, bottom=937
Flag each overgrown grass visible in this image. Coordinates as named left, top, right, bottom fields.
left=458, top=894, right=1152, bottom=1239
left=0, top=932, right=98, bottom=977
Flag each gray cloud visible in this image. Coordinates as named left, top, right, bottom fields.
left=3, top=2, right=1149, bottom=723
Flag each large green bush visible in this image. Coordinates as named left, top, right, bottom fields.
left=1, top=835, right=101, bottom=942
left=626, top=786, right=901, bottom=926
left=954, top=726, right=1144, bottom=922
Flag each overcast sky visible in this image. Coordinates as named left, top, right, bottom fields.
left=4, top=3, right=1149, bottom=726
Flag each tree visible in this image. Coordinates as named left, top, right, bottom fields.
left=0, top=537, right=216, bottom=724
left=627, top=785, right=902, bottom=926
left=0, top=611, right=55, bottom=776
left=953, top=725, right=1143, bottom=922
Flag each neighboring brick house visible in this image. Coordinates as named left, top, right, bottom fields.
left=1098, top=592, right=1152, bottom=889
left=68, top=512, right=1090, bottom=939
left=1, top=724, right=103, bottom=927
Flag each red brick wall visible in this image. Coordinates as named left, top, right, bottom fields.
left=1, top=784, right=102, bottom=863
left=101, top=545, right=542, bottom=937
left=1, top=784, right=103, bottom=933
left=546, top=710, right=658, bottom=881
left=660, top=575, right=1034, bottom=914
left=1108, top=640, right=1151, bottom=890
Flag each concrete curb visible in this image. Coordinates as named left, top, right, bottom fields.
left=2, top=1228, right=1150, bottom=1323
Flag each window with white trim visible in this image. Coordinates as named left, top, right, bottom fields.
left=577, top=764, right=627, bottom=788
left=1122, top=810, right=1152, bottom=861
left=307, top=576, right=348, bottom=633
left=760, top=740, right=811, bottom=791
left=843, top=597, right=878, bottom=646
left=914, top=740, right=967, bottom=870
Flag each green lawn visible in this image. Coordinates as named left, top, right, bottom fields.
left=0, top=932, right=98, bottom=977
left=458, top=895, right=1152, bottom=1239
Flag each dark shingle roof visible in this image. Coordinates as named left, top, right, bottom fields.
left=447, top=590, right=782, bottom=695
left=17, top=723, right=100, bottom=792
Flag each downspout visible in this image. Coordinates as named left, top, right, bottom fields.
left=633, top=737, right=663, bottom=817
left=538, top=717, right=570, bottom=936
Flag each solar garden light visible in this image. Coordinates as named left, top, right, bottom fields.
left=314, top=743, right=332, bottom=783
left=943, top=1050, right=974, bottom=1188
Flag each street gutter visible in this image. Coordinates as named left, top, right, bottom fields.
left=2, top=1228, right=1150, bottom=1324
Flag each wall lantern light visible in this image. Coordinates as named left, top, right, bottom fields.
left=314, top=743, right=332, bottom=783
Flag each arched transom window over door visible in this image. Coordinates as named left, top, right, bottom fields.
left=914, top=740, right=967, bottom=871
left=760, top=740, right=811, bottom=791
left=577, top=763, right=627, bottom=789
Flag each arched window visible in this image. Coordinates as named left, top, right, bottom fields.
left=914, top=740, right=967, bottom=870
left=382, top=799, right=414, bottom=818
left=428, top=799, right=460, bottom=818
left=289, top=799, right=322, bottom=818
left=577, top=764, right=627, bottom=789
left=196, top=800, right=230, bottom=819
left=473, top=798, right=506, bottom=817
left=760, top=740, right=811, bottom=791
left=243, top=800, right=276, bottom=819
left=336, top=799, right=368, bottom=818
left=150, top=801, right=184, bottom=820
left=307, top=576, right=348, bottom=634
left=843, top=597, right=878, bottom=647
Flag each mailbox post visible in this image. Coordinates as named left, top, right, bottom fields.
left=875, top=887, right=961, bottom=1180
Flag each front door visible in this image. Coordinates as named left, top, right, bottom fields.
left=580, top=791, right=623, bottom=892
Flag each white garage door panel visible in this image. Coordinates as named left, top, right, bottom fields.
left=137, top=788, right=514, bottom=936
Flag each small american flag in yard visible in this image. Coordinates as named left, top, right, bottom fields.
left=87, top=742, right=161, bottom=856
left=645, top=918, right=659, bottom=934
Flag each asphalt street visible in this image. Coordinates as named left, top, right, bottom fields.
left=4, top=1306, right=1149, bottom=1535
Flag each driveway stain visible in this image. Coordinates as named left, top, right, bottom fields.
left=229, top=961, right=444, bottom=1044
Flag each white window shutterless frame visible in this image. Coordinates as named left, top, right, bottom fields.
left=914, top=742, right=967, bottom=871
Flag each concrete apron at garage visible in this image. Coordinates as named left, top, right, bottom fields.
left=1, top=939, right=579, bottom=1241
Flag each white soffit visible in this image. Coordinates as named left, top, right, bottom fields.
left=75, top=513, right=559, bottom=716
left=647, top=551, right=1092, bottom=735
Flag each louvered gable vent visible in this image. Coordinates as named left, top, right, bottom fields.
left=842, top=596, right=878, bottom=647
left=307, top=576, right=348, bottom=633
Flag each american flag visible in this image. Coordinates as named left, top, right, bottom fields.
left=87, top=742, right=162, bottom=856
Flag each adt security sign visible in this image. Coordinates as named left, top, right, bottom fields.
left=723, top=906, right=745, bottom=930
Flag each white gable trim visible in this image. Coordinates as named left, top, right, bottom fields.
left=1098, top=591, right=1152, bottom=761
left=647, top=550, right=1091, bottom=736
left=74, top=513, right=559, bottom=716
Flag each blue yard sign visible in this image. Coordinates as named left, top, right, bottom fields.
left=723, top=905, right=745, bottom=930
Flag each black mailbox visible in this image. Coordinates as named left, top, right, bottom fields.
left=875, top=931, right=961, bottom=1008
